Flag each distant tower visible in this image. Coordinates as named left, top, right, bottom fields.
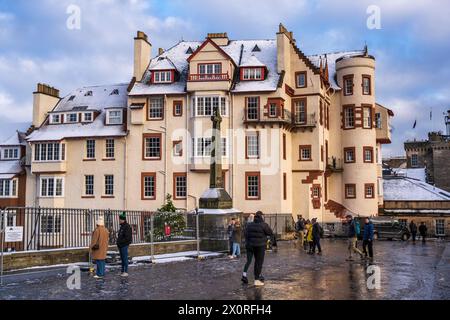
left=446, top=110, right=450, bottom=136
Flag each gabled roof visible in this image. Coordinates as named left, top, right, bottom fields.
left=129, top=39, right=281, bottom=95
left=148, top=56, right=178, bottom=71
left=240, top=54, right=265, bottom=67
left=186, top=38, right=236, bottom=66
left=27, top=84, right=128, bottom=142
left=0, top=131, right=27, bottom=146
left=383, top=176, right=450, bottom=201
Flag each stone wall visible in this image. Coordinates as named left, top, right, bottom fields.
left=2, top=240, right=198, bottom=272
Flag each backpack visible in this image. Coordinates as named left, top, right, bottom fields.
left=354, top=220, right=361, bottom=236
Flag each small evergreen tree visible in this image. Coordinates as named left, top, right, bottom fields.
left=146, top=194, right=186, bottom=242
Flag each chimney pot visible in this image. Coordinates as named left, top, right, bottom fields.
left=158, top=48, right=164, bottom=55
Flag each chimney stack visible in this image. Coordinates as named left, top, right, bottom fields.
left=32, top=83, right=60, bottom=127
left=133, top=31, right=152, bottom=81
left=207, top=32, right=229, bottom=46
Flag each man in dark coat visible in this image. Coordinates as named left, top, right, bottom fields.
left=362, top=218, right=374, bottom=259
left=311, top=218, right=322, bottom=254
left=243, top=211, right=274, bottom=286
left=419, top=222, right=427, bottom=244
left=117, top=212, right=133, bottom=277
left=409, top=220, right=418, bottom=243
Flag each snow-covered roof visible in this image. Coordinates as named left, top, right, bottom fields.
left=148, top=57, right=178, bottom=71
left=383, top=177, right=450, bottom=201
left=129, top=39, right=281, bottom=95
left=240, top=54, right=265, bottom=67
left=392, top=168, right=426, bottom=182
left=0, top=159, right=23, bottom=177
left=307, top=50, right=365, bottom=90
left=27, top=84, right=128, bottom=142
left=0, top=131, right=27, bottom=146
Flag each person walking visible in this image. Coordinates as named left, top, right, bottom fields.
left=242, top=214, right=255, bottom=284
left=227, top=218, right=236, bottom=256
left=231, top=220, right=242, bottom=259
left=117, top=212, right=133, bottom=277
left=346, top=215, right=364, bottom=261
left=306, top=220, right=314, bottom=254
left=311, top=218, right=322, bottom=255
left=362, top=218, right=374, bottom=259
left=90, top=217, right=109, bottom=279
left=244, top=211, right=274, bottom=286
left=419, top=222, right=427, bottom=244
left=295, top=215, right=305, bottom=250
left=409, top=220, right=418, bottom=244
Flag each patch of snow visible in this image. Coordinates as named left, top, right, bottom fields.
left=383, top=177, right=450, bottom=201
left=0, top=131, right=27, bottom=146
left=0, top=160, right=23, bottom=175
left=392, top=168, right=426, bottom=182
left=308, top=50, right=364, bottom=90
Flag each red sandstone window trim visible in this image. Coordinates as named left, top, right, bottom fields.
left=295, top=71, right=307, bottom=88
left=245, top=171, right=261, bottom=200
left=364, top=183, right=375, bottom=199
left=141, top=172, right=156, bottom=200
left=344, top=147, right=356, bottom=163
left=363, top=146, right=374, bottom=163
left=345, top=184, right=356, bottom=199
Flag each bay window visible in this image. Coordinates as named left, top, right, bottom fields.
left=34, top=143, right=65, bottom=162
left=194, top=96, right=227, bottom=116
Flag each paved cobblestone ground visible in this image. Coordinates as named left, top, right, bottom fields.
left=1, top=239, right=449, bottom=300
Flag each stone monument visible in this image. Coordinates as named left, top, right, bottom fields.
left=197, top=105, right=241, bottom=250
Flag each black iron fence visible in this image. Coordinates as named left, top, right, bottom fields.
left=0, top=207, right=198, bottom=252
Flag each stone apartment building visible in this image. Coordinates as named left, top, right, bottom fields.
left=17, top=24, right=393, bottom=222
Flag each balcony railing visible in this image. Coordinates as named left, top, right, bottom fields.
left=292, top=113, right=317, bottom=127
left=243, top=108, right=292, bottom=124
left=327, top=157, right=343, bottom=172
left=188, top=73, right=230, bottom=82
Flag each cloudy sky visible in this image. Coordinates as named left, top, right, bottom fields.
left=0, top=0, right=449, bottom=156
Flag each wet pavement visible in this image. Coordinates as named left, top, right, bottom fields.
left=0, top=239, right=449, bottom=300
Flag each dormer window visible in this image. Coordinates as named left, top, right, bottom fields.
left=82, top=112, right=93, bottom=122
left=65, top=113, right=78, bottom=123
left=2, top=148, right=19, bottom=160
left=241, top=67, right=264, bottom=81
left=152, top=70, right=173, bottom=84
left=50, top=114, right=62, bottom=124
left=106, top=109, right=123, bottom=125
